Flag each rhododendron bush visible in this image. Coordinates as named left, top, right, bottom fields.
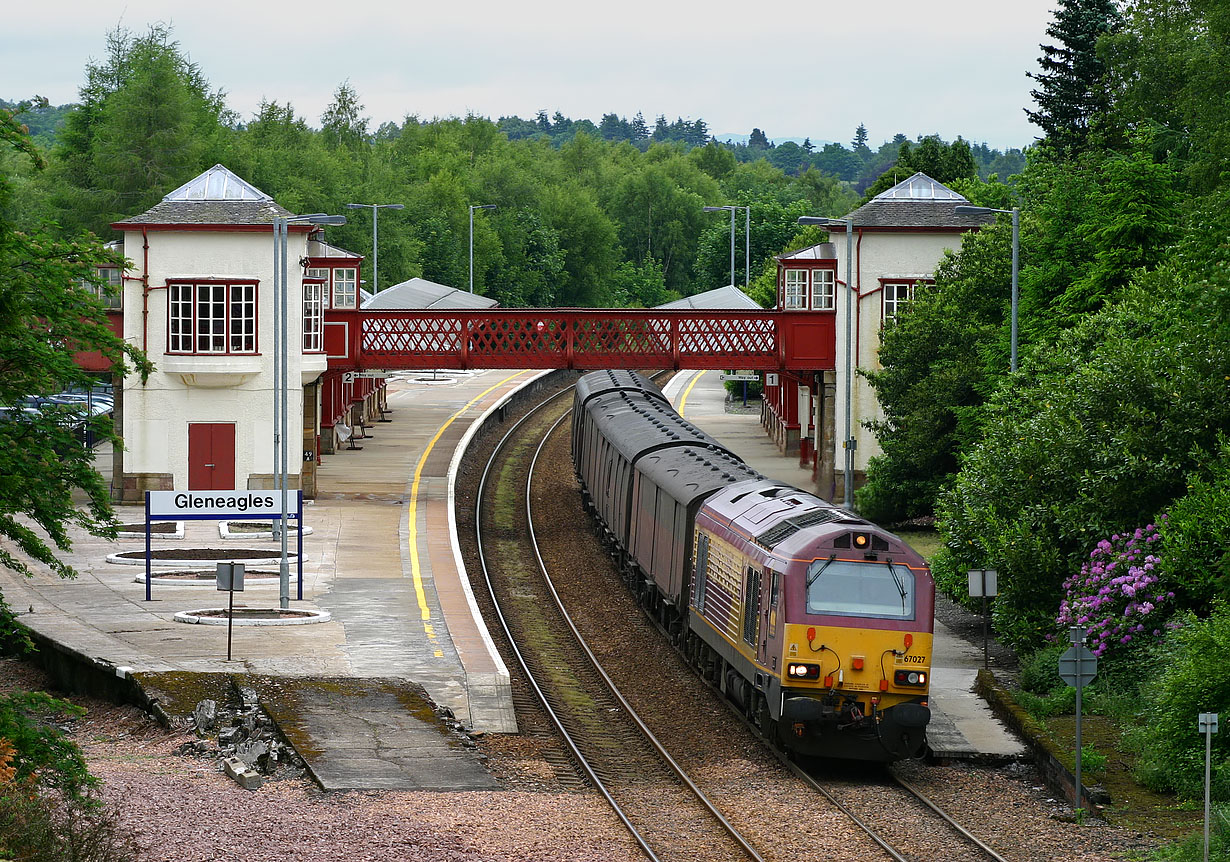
left=1056, top=523, right=1174, bottom=661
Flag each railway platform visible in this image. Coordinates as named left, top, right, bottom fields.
left=3, top=368, right=1022, bottom=794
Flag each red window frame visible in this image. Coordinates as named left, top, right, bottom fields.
left=166, top=278, right=259, bottom=355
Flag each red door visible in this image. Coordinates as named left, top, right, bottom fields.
left=188, top=423, right=236, bottom=490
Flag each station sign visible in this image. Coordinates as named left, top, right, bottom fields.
left=720, top=371, right=760, bottom=382
left=342, top=371, right=388, bottom=383
left=147, top=489, right=302, bottom=519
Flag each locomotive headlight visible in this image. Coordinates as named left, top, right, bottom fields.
left=787, top=662, right=822, bottom=680
left=893, top=669, right=928, bottom=687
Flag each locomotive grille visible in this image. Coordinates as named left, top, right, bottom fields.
left=754, top=509, right=841, bottom=549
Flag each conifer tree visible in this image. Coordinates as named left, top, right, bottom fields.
left=1025, top=0, right=1123, bottom=153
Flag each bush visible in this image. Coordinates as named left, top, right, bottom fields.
left=1157, top=437, right=1230, bottom=614
left=1129, top=606, right=1230, bottom=800
left=1020, top=643, right=1067, bottom=695
left=0, top=784, right=138, bottom=862
left=1056, top=524, right=1174, bottom=662
left=0, top=691, right=93, bottom=794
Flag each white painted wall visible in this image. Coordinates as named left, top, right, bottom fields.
left=120, top=227, right=314, bottom=489
left=829, top=230, right=969, bottom=470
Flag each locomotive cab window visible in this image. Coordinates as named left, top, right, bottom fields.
left=805, top=559, right=915, bottom=620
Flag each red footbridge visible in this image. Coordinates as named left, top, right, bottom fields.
left=319, top=307, right=836, bottom=482
left=323, top=308, right=835, bottom=372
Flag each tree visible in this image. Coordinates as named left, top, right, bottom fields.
left=321, top=82, right=370, bottom=149
left=630, top=112, right=649, bottom=143
left=0, top=101, right=150, bottom=633
left=748, top=128, right=771, bottom=150
left=851, top=123, right=871, bottom=159
left=937, top=268, right=1230, bottom=650
left=47, top=24, right=229, bottom=237
left=1025, top=0, right=1123, bottom=153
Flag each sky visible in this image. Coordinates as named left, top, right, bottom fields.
left=3, top=0, right=1059, bottom=151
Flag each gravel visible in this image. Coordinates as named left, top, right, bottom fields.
left=1, top=379, right=1162, bottom=861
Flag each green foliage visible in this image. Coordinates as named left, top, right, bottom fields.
left=1148, top=806, right=1230, bottom=862
left=45, top=24, right=230, bottom=236
left=937, top=269, right=1230, bottom=652
left=1021, top=643, right=1067, bottom=695
left=0, top=691, right=92, bottom=794
left=0, top=101, right=151, bottom=586
left=1158, top=437, right=1230, bottom=613
left=0, top=783, right=138, bottom=862
left=1129, top=607, right=1230, bottom=800
left=860, top=135, right=979, bottom=201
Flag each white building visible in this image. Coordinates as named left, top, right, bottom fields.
left=108, top=165, right=364, bottom=500
left=769, top=173, right=994, bottom=501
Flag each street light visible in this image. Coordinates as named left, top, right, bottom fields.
left=345, top=203, right=404, bottom=294
left=799, top=215, right=855, bottom=509
left=955, top=205, right=1020, bottom=372
left=468, top=204, right=497, bottom=293
left=703, top=205, right=751, bottom=287
left=704, top=205, right=737, bottom=288
left=272, top=212, right=346, bottom=610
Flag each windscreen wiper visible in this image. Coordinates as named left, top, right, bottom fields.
left=885, top=558, right=907, bottom=612
left=806, top=554, right=837, bottom=589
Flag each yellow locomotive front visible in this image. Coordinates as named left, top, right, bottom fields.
left=774, top=532, right=934, bottom=761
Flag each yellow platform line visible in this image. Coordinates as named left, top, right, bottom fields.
left=409, top=372, right=529, bottom=655
left=678, top=369, right=706, bottom=418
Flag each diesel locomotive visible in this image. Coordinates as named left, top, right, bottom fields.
left=572, top=370, right=933, bottom=761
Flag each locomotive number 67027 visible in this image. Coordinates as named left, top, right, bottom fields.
left=572, top=370, right=934, bottom=762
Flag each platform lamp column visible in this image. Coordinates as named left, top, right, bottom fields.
left=955, top=205, right=1019, bottom=372
left=703, top=205, right=738, bottom=287
left=469, top=204, right=497, bottom=293
left=345, top=202, right=404, bottom=294
left=798, top=215, right=855, bottom=508
left=273, top=212, right=346, bottom=610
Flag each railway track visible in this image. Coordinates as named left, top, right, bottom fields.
left=469, top=379, right=1014, bottom=862
left=474, top=388, right=764, bottom=862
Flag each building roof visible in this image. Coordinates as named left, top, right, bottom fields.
left=655, top=285, right=762, bottom=310
left=777, top=243, right=837, bottom=262
left=308, top=239, right=363, bottom=261
left=361, top=277, right=499, bottom=310
left=112, top=164, right=292, bottom=228
left=839, top=172, right=995, bottom=230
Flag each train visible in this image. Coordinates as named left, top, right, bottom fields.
left=571, top=369, right=933, bottom=762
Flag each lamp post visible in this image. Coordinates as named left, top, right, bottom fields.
left=704, top=205, right=737, bottom=287
left=468, top=204, right=497, bottom=293
left=272, top=212, right=346, bottom=610
left=955, top=205, right=1020, bottom=372
left=708, top=204, right=752, bottom=285
left=345, top=202, right=404, bottom=294
left=799, top=215, right=855, bottom=509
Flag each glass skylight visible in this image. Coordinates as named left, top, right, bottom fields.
left=163, top=165, right=272, bottom=202
left=873, top=172, right=967, bottom=202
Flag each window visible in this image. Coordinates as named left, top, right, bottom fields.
left=784, top=269, right=807, bottom=309
left=83, top=267, right=122, bottom=309
left=811, top=269, right=835, bottom=310
left=805, top=558, right=915, bottom=620
left=883, top=282, right=916, bottom=320
left=303, top=280, right=324, bottom=352
left=332, top=267, right=358, bottom=309
left=306, top=267, right=330, bottom=306
left=168, top=281, right=257, bottom=354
